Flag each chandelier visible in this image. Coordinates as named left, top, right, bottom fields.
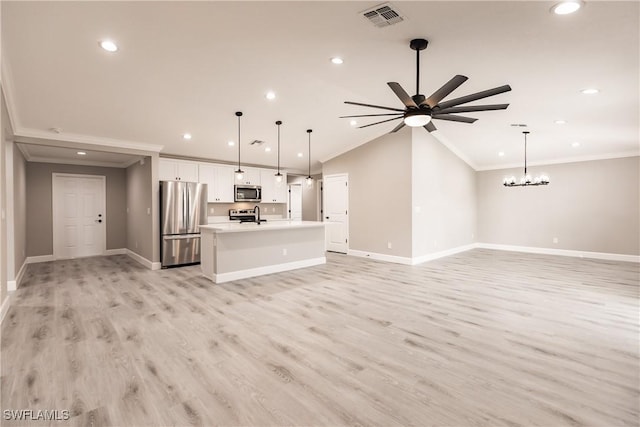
left=503, top=131, right=549, bottom=187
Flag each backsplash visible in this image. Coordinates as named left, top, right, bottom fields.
left=206, top=202, right=286, bottom=217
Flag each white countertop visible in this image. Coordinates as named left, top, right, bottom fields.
left=201, top=220, right=325, bottom=234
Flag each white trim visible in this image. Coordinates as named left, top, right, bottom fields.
left=477, top=243, right=640, bottom=263
left=411, top=243, right=479, bottom=265
left=26, top=254, right=54, bottom=264
left=210, top=257, right=326, bottom=284
left=126, top=249, right=161, bottom=270
left=348, top=249, right=413, bottom=265
left=14, top=127, right=163, bottom=154
left=52, top=173, right=107, bottom=260
left=7, top=259, right=27, bottom=291
left=105, top=248, right=127, bottom=255
left=477, top=151, right=640, bottom=171
left=0, top=292, right=14, bottom=325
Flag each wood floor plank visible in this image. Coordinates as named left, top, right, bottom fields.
left=1, top=250, right=638, bottom=426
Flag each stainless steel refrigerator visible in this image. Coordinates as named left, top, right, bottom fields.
left=160, top=181, right=207, bottom=267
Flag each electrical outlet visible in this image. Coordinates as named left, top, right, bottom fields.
left=282, top=248, right=287, bottom=256
left=147, top=207, right=151, bottom=215
left=553, top=237, right=559, bottom=244
left=272, top=207, right=275, bottom=212
left=126, top=207, right=129, bottom=214
left=209, top=207, right=215, bottom=214
left=471, top=233, right=475, bottom=239
left=135, top=240, right=138, bottom=248
left=387, top=242, right=392, bottom=249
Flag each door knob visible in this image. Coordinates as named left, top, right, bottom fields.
left=95, top=219, right=102, bottom=223
left=326, top=216, right=329, bottom=219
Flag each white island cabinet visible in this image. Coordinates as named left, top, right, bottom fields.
left=200, top=221, right=325, bottom=283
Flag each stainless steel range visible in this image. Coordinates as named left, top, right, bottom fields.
left=229, top=208, right=267, bottom=224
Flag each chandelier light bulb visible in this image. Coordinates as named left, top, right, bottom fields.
left=235, top=171, right=244, bottom=181
left=275, top=174, right=283, bottom=183
left=306, top=176, right=314, bottom=187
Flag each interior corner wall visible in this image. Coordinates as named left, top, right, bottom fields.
left=12, top=143, right=26, bottom=273
left=411, top=128, right=477, bottom=257
left=477, top=156, right=640, bottom=255
left=126, top=156, right=154, bottom=263
left=322, top=129, right=413, bottom=257
left=1, top=87, right=10, bottom=306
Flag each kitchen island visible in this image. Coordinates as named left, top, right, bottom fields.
left=200, top=221, right=326, bottom=283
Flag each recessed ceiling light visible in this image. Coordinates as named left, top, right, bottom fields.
left=77, top=151, right=87, bottom=156
left=265, top=91, right=276, bottom=100
left=227, top=141, right=235, bottom=146
left=551, top=1, right=582, bottom=15
left=571, top=142, right=581, bottom=147
left=297, top=152, right=303, bottom=158
left=350, top=120, right=357, bottom=126
left=581, top=88, right=599, bottom=95
left=99, top=40, right=118, bottom=52
left=264, top=147, right=272, bottom=153
left=554, top=120, right=567, bottom=125
left=331, top=57, right=344, bottom=65
left=183, top=133, right=192, bottom=140
left=498, top=151, right=505, bottom=157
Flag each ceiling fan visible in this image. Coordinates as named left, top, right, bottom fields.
left=341, top=38, right=512, bottom=133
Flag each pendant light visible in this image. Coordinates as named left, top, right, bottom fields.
left=305, top=129, right=313, bottom=187
left=275, top=121, right=283, bottom=183
left=503, top=131, right=549, bottom=186
left=234, top=111, right=244, bottom=181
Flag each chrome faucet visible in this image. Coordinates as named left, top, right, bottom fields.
left=254, top=205, right=261, bottom=224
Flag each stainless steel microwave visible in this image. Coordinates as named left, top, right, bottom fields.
left=234, top=185, right=262, bottom=202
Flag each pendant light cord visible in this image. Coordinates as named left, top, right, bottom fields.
left=307, top=129, right=312, bottom=178
left=276, top=121, right=281, bottom=174
left=235, top=111, right=243, bottom=172
left=523, top=131, right=529, bottom=175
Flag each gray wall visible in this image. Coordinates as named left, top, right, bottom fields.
left=412, top=129, right=476, bottom=256
left=288, top=174, right=322, bottom=221
left=12, top=144, right=26, bottom=271
left=1, top=88, right=9, bottom=305
left=126, top=157, right=154, bottom=261
left=323, top=129, right=413, bottom=257
left=26, top=163, right=127, bottom=256
left=477, top=156, right=640, bottom=255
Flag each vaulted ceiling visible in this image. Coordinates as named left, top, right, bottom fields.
left=2, top=1, right=638, bottom=172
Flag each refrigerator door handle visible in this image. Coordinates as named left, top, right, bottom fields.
left=163, top=234, right=200, bottom=240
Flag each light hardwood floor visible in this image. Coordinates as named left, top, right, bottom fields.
left=1, top=250, right=638, bottom=427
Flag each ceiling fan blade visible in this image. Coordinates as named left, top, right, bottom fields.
left=433, top=104, right=509, bottom=114
left=387, top=82, right=418, bottom=108
left=390, top=121, right=406, bottom=133
left=357, top=116, right=403, bottom=129
left=424, top=122, right=437, bottom=132
left=423, top=75, right=468, bottom=107
left=339, top=113, right=404, bottom=118
left=432, top=114, right=478, bottom=123
left=436, top=85, right=512, bottom=110
left=344, top=101, right=405, bottom=112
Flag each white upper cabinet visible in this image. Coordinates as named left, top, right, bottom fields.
left=235, top=167, right=260, bottom=186
left=260, top=169, right=287, bottom=203
left=199, top=163, right=235, bottom=203
left=159, top=159, right=199, bottom=182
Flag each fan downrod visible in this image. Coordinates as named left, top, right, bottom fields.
left=409, top=38, right=428, bottom=51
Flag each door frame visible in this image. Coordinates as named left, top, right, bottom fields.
left=316, top=179, right=323, bottom=222
left=52, top=173, right=107, bottom=260
left=287, top=183, right=303, bottom=220
left=322, top=173, right=349, bottom=253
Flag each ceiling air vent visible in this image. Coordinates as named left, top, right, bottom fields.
left=510, top=124, right=528, bottom=127
left=250, top=139, right=265, bottom=145
left=361, top=3, right=405, bottom=28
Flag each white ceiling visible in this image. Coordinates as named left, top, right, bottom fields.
left=2, top=1, right=638, bottom=172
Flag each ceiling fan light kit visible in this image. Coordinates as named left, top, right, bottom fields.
left=503, top=131, right=550, bottom=187
left=341, top=38, right=511, bottom=134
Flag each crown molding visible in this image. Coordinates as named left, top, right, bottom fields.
left=476, top=150, right=640, bottom=171
left=14, top=127, right=164, bottom=155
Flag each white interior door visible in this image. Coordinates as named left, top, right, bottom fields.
left=323, top=174, right=348, bottom=253
left=289, top=184, right=302, bottom=220
left=53, top=174, right=106, bottom=259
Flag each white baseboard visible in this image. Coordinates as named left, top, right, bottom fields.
left=412, top=243, right=479, bottom=265
left=349, top=244, right=478, bottom=266
left=26, top=254, right=54, bottom=264
left=210, top=257, right=326, bottom=284
left=7, top=259, right=28, bottom=291
left=0, top=292, right=13, bottom=324
left=105, top=248, right=127, bottom=255
left=477, top=243, right=640, bottom=263
left=347, top=249, right=414, bottom=265
left=126, top=249, right=162, bottom=270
